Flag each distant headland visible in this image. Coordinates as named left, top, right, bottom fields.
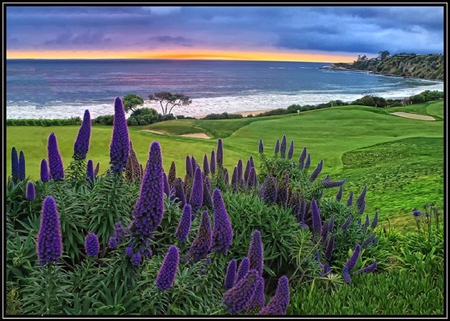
left=321, top=51, right=443, bottom=81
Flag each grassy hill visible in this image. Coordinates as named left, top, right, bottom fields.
left=6, top=101, right=444, bottom=232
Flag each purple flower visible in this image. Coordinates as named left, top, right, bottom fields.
left=129, top=141, right=164, bottom=239
left=336, top=185, right=343, bottom=202
left=108, top=237, right=117, bottom=249
left=371, top=211, right=379, bottom=229
left=259, top=176, right=278, bottom=204
left=248, top=230, right=264, bottom=277
left=109, top=97, right=130, bottom=174
left=132, top=252, right=142, bottom=265
left=258, top=138, right=264, bottom=154
left=173, top=177, right=186, bottom=208
left=222, top=269, right=259, bottom=314
left=325, top=235, right=335, bottom=263
left=18, top=151, right=26, bottom=181
left=202, top=176, right=213, bottom=208
left=40, top=159, right=49, bottom=183
left=191, top=156, right=199, bottom=174
left=210, top=150, right=216, bottom=174
left=86, top=159, right=95, bottom=182
left=243, top=159, right=251, bottom=184
left=245, top=277, right=265, bottom=314
left=174, top=204, right=192, bottom=242
left=356, top=185, right=367, bottom=209
left=125, top=242, right=134, bottom=257
left=304, top=154, right=311, bottom=169
left=321, top=224, right=329, bottom=245
left=26, top=182, right=35, bottom=201
left=223, top=169, right=229, bottom=185
left=231, top=166, right=238, bottom=192
left=113, top=222, right=127, bottom=244
left=85, top=232, right=100, bottom=257
left=343, top=265, right=351, bottom=284
left=346, top=191, right=354, bottom=207
left=280, top=135, right=287, bottom=158
left=345, top=244, right=361, bottom=271
left=168, top=161, right=177, bottom=188
left=362, top=233, right=376, bottom=247
left=357, top=260, right=377, bottom=274
left=341, top=215, right=352, bottom=230
left=189, top=167, right=204, bottom=214
left=311, top=199, right=322, bottom=237
left=155, top=245, right=179, bottom=291
left=358, top=200, right=366, bottom=215
left=37, top=196, right=63, bottom=266
left=298, top=147, right=307, bottom=170
left=185, top=155, right=193, bottom=178
left=162, top=172, right=170, bottom=197
left=323, top=178, right=346, bottom=188
left=73, top=109, right=91, bottom=160
left=237, top=159, right=243, bottom=184
left=274, top=139, right=280, bottom=154
left=363, top=213, right=370, bottom=229
left=11, top=147, right=19, bottom=183
left=258, top=275, right=290, bottom=316
left=48, top=133, right=65, bottom=181
left=309, top=159, right=323, bottom=183
left=328, top=215, right=335, bottom=233
left=224, top=258, right=237, bottom=289
left=216, top=139, right=224, bottom=168
left=94, top=162, right=100, bottom=176
left=287, top=140, right=294, bottom=160
left=203, top=154, right=210, bottom=176
left=277, top=173, right=289, bottom=206
left=211, top=188, right=233, bottom=254
left=187, top=210, right=212, bottom=263
left=412, top=209, right=422, bottom=217
left=247, top=167, right=257, bottom=189
left=235, top=257, right=250, bottom=285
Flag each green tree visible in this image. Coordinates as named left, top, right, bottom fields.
left=379, top=50, right=390, bottom=60
left=148, top=92, right=192, bottom=116
left=123, top=94, right=144, bottom=113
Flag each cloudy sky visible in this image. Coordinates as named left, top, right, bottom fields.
left=5, top=4, right=444, bottom=62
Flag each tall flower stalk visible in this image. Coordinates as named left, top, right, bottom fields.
left=73, top=109, right=91, bottom=160
left=211, top=188, right=233, bottom=254
left=47, top=133, right=65, bottom=181
left=109, top=97, right=130, bottom=174
left=11, top=147, right=19, bottom=183
left=155, top=245, right=179, bottom=291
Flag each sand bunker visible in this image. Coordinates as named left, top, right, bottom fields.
left=391, top=112, right=435, bottom=121
left=142, top=129, right=210, bottom=139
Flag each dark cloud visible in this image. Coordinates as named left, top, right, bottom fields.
left=5, top=5, right=444, bottom=55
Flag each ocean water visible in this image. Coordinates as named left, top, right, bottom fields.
left=6, top=59, right=444, bottom=119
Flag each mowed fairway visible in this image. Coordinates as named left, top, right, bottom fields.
left=6, top=102, right=444, bottom=231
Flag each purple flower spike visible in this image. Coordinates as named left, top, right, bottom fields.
left=185, top=155, right=193, bottom=178
left=130, top=141, right=164, bottom=239
left=109, top=97, right=130, bottom=174
left=73, top=109, right=91, bottom=160
left=18, top=151, right=26, bottom=181
left=222, top=269, right=259, bottom=314
left=234, top=257, right=250, bottom=285
left=356, top=185, right=367, bottom=209
left=189, top=167, right=204, bottom=214
left=412, top=209, right=422, bottom=217
left=346, top=191, right=354, bottom=207
left=336, top=185, right=343, bottom=201
left=258, top=138, right=264, bottom=154
left=260, top=176, right=278, bottom=204
left=173, top=177, right=186, bottom=208
left=371, top=211, right=379, bottom=229
left=231, top=166, right=238, bottom=192
left=258, top=275, right=290, bottom=316
left=211, top=188, right=233, bottom=254
left=37, top=196, right=63, bottom=266
left=203, top=176, right=213, bottom=208
left=274, top=139, right=280, bottom=154
left=298, top=147, right=307, bottom=169
left=280, top=135, right=287, bottom=158
left=328, top=215, right=335, bottom=233
left=357, top=260, right=377, bottom=274
left=309, top=159, right=323, bottom=183
left=341, top=215, right=352, bottom=230
left=311, top=199, right=322, bottom=237
left=26, top=182, right=36, bottom=201
left=325, top=235, right=335, bottom=263
left=175, top=204, right=192, bottom=242
left=323, top=178, right=346, bottom=188
left=86, top=159, right=95, bottom=181
left=247, top=167, right=257, bottom=189
left=188, top=210, right=212, bottom=263
left=47, top=133, right=65, bottom=181
left=345, top=244, right=361, bottom=271
left=210, top=150, right=216, bottom=174
left=191, top=156, right=199, bottom=174
left=363, top=213, right=370, bottom=229
left=248, top=230, right=264, bottom=277
left=203, top=154, right=210, bottom=176
left=11, top=147, right=19, bottom=183
left=358, top=200, right=366, bottom=215
left=224, top=258, right=237, bottom=289
left=168, top=161, right=176, bottom=188
left=216, top=139, right=224, bottom=168
left=343, top=265, right=351, bottom=284
left=287, top=141, right=294, bottom=159
left=113, top=222, right=127, bottom=244
left=155, top=245, right=179, bottom=291
left=85, top=232, right=100, bottom=257
left=108, top=237, right=117, bottom=249
left=243, top=159, right=251, bottom=184
left=246, top=277, right=265, bottom=314
left=131, top=252, right=142, bottom=265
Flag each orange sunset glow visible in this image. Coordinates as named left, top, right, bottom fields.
left=7, top=49, right=356, bottom=63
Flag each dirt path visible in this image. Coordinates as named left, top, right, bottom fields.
left=142, top=129, right=210, bottom=139
left=390, top=112, right=435, bottom=121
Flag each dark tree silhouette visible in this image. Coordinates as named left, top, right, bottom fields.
left=148, top=92, right=192, bottom=116
left=123, top=94, right=144, bottom=113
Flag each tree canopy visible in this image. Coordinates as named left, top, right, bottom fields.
left=123, top=94, right=144, bottom=113
left=148, top=92, right=192, bottom=116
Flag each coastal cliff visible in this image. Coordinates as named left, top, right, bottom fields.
left=322, top=53, right=443, bottom=81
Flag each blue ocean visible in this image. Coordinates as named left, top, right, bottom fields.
left=6, top=59, right=443, bottom=119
